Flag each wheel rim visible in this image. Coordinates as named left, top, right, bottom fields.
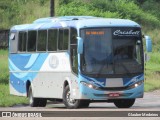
left=66, top=90, right=76, bottom=106
left=29, top=90, right=33, bottom=104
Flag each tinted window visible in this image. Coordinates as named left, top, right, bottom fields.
left=58, top=29, right=69, bottom=50
left=37, top=30, right=47, bottom=51
left=70, top=28, right=78, bottom=74
left=48, top=29, right=58, bottom=51
left=58, top=29, right=63, bottom=50
left=18, top=32, right=27, bottom=52
left=27, top=31, right=37, bottom=51
left=63, top=29, right=69, bottom=50
left=70, top=28, right=77, bottom=44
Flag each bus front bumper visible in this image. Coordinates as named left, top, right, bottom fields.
left=78, top=83, right=144, bottom=100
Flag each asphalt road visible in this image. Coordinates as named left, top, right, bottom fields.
left=0, top=90, right=160, bottom=120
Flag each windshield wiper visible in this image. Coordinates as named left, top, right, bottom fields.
left=119, top=62, right=132, bottom=77
left=96, top=58, right=114, bottom=77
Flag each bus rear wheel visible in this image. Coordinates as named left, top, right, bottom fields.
left=63, top=85, right=85, bottom=109
left=28, top=86, right=47, bottom=107
left=114, top=99, right=135, bottom=108
left=38, top=99, right=47, bottom=107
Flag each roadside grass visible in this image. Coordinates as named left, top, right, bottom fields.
left=0, top=84, right=28, bottom=107
left=0, top=50, right=160, bottom=106
left=145, top=52, right=160, bottom=92
left=0, top=49, right=28, bottom=107
left=0, top=50, right=8, bottom=84
left=144, top=70, right=160, bottom=92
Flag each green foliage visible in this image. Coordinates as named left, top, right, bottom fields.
left=57, top=0, right=160, bottom=28
left=0, top=50, right=28, bottom=107
left=133, top=0, right=160, bottom=19
left=0, top=0, right=50, bottom=29
left=146, top=53, right=160, bottom=72
left=17, top=1, right=49, bottom=24
left=57, top=1, right=120, bottom=18
left=0, top=50, right=8, bottom=84
left=0, top=0, right=160, bottom=29
left=145, top=53, right=160, bottom=91
left=0, top=1, right=19, bottom=28
left=142, top=28, right=160, bottom=52
left=0, top=84, right=28, bottom=107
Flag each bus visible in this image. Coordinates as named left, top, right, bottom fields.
left=9, top=16, right=152, bottom=109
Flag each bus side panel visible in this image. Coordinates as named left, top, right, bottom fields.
left=31, top=53, right=72, bottom=99
left=9, top=52, right=82, bottom=99
left=9, top=53, right=48, bottom=96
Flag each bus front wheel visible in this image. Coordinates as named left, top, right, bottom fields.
left=114, top=99, right=135, bottom=108
left=28, top=86, right=47, bottom=107
left=81, top=100, right=90, bottom=108
left=63, top=85, right=84, bottom=109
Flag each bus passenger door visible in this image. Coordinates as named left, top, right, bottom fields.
left=70, top=28, right=78, bottom=75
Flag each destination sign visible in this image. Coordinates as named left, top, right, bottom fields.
left=86, top=31, right=104, bottom=35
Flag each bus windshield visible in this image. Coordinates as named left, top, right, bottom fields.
left=80, top=28, right=143, bottom=77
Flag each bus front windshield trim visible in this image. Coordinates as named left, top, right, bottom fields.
left=80, top=28, right=143, bottom=78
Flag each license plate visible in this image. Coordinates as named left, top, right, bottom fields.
left=109, top=93, right=120, bottom=97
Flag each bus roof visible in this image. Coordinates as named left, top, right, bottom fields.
left=10, top=16, right=141, bottom=32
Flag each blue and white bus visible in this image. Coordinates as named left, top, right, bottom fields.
left=9, top=16, right=152, bottom=108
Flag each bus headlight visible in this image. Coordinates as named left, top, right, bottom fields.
left=129, top=80, right=144, bottom=89
left=80, top=81, right=98, bottom=89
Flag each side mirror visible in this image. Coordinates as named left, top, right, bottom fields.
left=77, top=37, right=83, bottom=54
left=145, top=36, right=152, bottom=52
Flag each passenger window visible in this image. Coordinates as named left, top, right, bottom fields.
left=70, top=28, right=77, bottom=44
left=48, top=29, right=58, bottom=51
left=58, top=29, right=69, bottom=50
left=58, top=29, right=63, bottom=50
left=27, top=31, right=37, bottom=52
left=37, top=30, right=47, bottom=51
left=18, top=32, right=27, bottom=52
left=63, top=29, right=69, bottom=50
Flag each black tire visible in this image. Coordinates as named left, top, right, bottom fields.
left=63, top=85, right=83, bottom=109
left=28, top=86, right=47, bottom=107
left=114, top=99, right=135, bottom=108
left=38, top=99, right=47, bottom=107
left=80, top=100, right=90, bottom=108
